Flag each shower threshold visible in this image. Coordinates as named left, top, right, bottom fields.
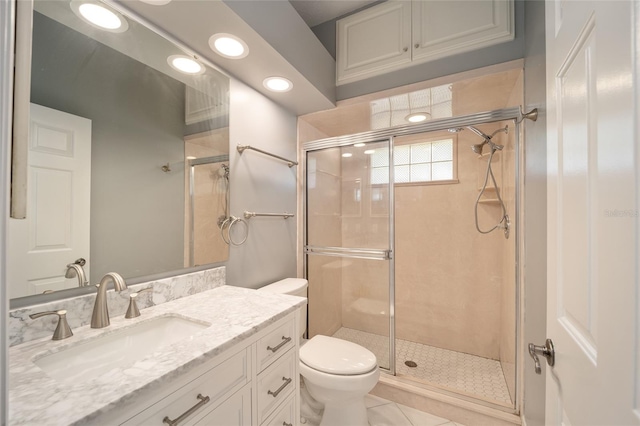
left=333, top=327, right=513, bottom=407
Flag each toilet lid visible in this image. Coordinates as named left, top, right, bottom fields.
left=299, top=335, right=377, bottom=375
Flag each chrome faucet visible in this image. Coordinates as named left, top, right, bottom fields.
left=91, top=272, right=127, bottom=328
left=65, top=258, right=88, bottom=287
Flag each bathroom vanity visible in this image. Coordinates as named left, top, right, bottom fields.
left=9, top=286, right=304, bottom=425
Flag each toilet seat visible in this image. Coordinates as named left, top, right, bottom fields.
left=300, top=335, right=377, bottom=375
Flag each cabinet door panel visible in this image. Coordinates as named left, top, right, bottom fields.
left=412, top=0, right=514, bottom=62
left=337, top=1, right=411, bottom=84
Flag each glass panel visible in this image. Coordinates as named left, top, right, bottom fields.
left=432, top=139, right=453, bottom=161
left=306, top=139, right=392, bottom=372
left=371, top=167, right=389, bottom=185
left=410, top=163, right=431, bottom=182
left=394, top=145, right=410, bottom=165
left=432, top=161, right=453, bottom=180
left=395, top=165, right=410, bottom=183
left=411, top=143, right=431, bottom=163
left=307, top=140, right=391, bottom=250
left=370, top=147, right=389, bottom=167
left=307, top=255, right=391, bottom=370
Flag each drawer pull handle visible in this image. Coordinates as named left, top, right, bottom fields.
left=267, top=336, right=291, bottom=353
left=267, top=376, right=292, bottom=398
left=162, top=393, right=210, bottom=426
left=283, top=423, right=293, bottom=426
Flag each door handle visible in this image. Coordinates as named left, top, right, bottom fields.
left=528, top=338, right=555, bottom=374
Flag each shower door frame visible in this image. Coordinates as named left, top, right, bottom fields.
left=302, top=106, right=526, bottom=412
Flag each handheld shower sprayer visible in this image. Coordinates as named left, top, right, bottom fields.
left=467, top=125, right=507, bottom=155
left=450, top=124, right=511, bottom=238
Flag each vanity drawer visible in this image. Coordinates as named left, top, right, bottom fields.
left=261, top=393, right=296, bottom=426
left=122, top=348, right=250, bottom=426
left=193, top=385, right=252, bottom=426
left=257, top=349, right=296, bottom=424
left=257, top=318, right=295, bottom=372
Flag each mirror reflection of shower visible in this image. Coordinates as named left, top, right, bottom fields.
left=187, top=154, right=230, bottom=266
left=449, top=125, right=510, bottom=238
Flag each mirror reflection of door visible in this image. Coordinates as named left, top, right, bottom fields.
left=8, top=103, right=91, bottom=296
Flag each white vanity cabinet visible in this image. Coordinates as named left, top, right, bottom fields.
left=99, top=313, right=299, bottom=426
left=337, top=0, right=515, bottom=85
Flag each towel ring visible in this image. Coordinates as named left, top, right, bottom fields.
left=219, top=217, right=232, bottom=245
left=225, top=216, right=249, bottom=246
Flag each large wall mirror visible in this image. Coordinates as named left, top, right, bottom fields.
left=9, top=0, right=230, bottom=304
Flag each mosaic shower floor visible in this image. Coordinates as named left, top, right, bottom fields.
left=332, top=327, right=513, bottom=406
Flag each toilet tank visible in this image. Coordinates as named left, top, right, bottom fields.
left=258, top=278, right=308, bottom=339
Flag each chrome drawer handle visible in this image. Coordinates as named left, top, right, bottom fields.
left=162, top=394, right=210, bottom=426
left=267, top=336, right=291, bottom=353
left=267, top=376, right=292, bottom=398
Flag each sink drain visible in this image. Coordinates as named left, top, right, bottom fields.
left=404, top=360, right=417, bottom=368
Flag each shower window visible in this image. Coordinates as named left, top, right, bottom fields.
left=370, top=138, right=457, bottom=184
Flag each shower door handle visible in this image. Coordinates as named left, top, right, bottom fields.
left=528, top=338, right=555, bottom=375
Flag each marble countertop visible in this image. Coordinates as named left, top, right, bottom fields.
left=9, top=285, right=306, bottom=425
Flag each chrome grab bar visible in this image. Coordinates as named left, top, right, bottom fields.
left=237, top=145, right=298, bottom=168
left=305, top=245, right=392, bottom=261
left=244, top=211, right=294, bottom=219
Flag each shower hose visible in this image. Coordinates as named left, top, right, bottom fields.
left=475, top=146, right=509, bottom=238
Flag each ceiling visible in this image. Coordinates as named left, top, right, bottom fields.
left=289, top=0, right=379, bottom=27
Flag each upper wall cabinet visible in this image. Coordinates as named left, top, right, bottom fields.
left=337, top=1, right=412, bottom=85
left=336, top=0, right=515, bottom=85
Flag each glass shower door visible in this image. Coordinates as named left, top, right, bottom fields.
left=305, top=139, right=394, bottom=372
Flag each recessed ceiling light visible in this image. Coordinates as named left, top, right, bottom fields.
left=263, top=77, right=293, bottom=92
left=405, top=112, right=430, bottom=123
left=364, top=150, right=375, bottom=155
left=342, top=153, right=353, bottom=158
left=186, top=156, right=196, bottom=160
left=70, top=1, right=128, bottom=32
left=354, top=143, right=365, bottom=147
left=168, top=55, right=205, bottom=75
left=209, top=34, right=249, bottom=59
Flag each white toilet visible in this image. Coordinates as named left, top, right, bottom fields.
left=258, top=278, right=380, bottom=426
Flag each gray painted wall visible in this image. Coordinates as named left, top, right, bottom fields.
left=30, top=13, right=185, bottom=282
left=522, top=0, right=547, bottom=424
left=313, top=0, right=526, bottom=101
left=225, top=79, right=297, bottom=289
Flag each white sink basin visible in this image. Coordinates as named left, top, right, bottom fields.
left=34, top=316, right=209, bottom=383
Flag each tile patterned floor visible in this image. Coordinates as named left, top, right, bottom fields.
left=302, top=394, right=464, bottom=426
left=333, top=327, right=513, bottom=405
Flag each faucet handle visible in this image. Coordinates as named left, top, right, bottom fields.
left=29, top=310, right=73, bottom=340
left=125, top=287, right=153, bottom=319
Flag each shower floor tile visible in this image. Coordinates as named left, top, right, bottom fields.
left=332, top=327, right=512, bottom=406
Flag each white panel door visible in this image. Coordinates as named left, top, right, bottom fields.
left=545, top=0, right=639, bottom=424
left=412, top=0, right=514, bottom=63
left=8, top=104, right=91, bottom=297
left=336, top=0, right=412, bottom=85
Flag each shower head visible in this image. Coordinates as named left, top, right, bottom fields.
left=467, top=125, right=508, bottom=154
left=472, top=142, right=487, bottom=155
